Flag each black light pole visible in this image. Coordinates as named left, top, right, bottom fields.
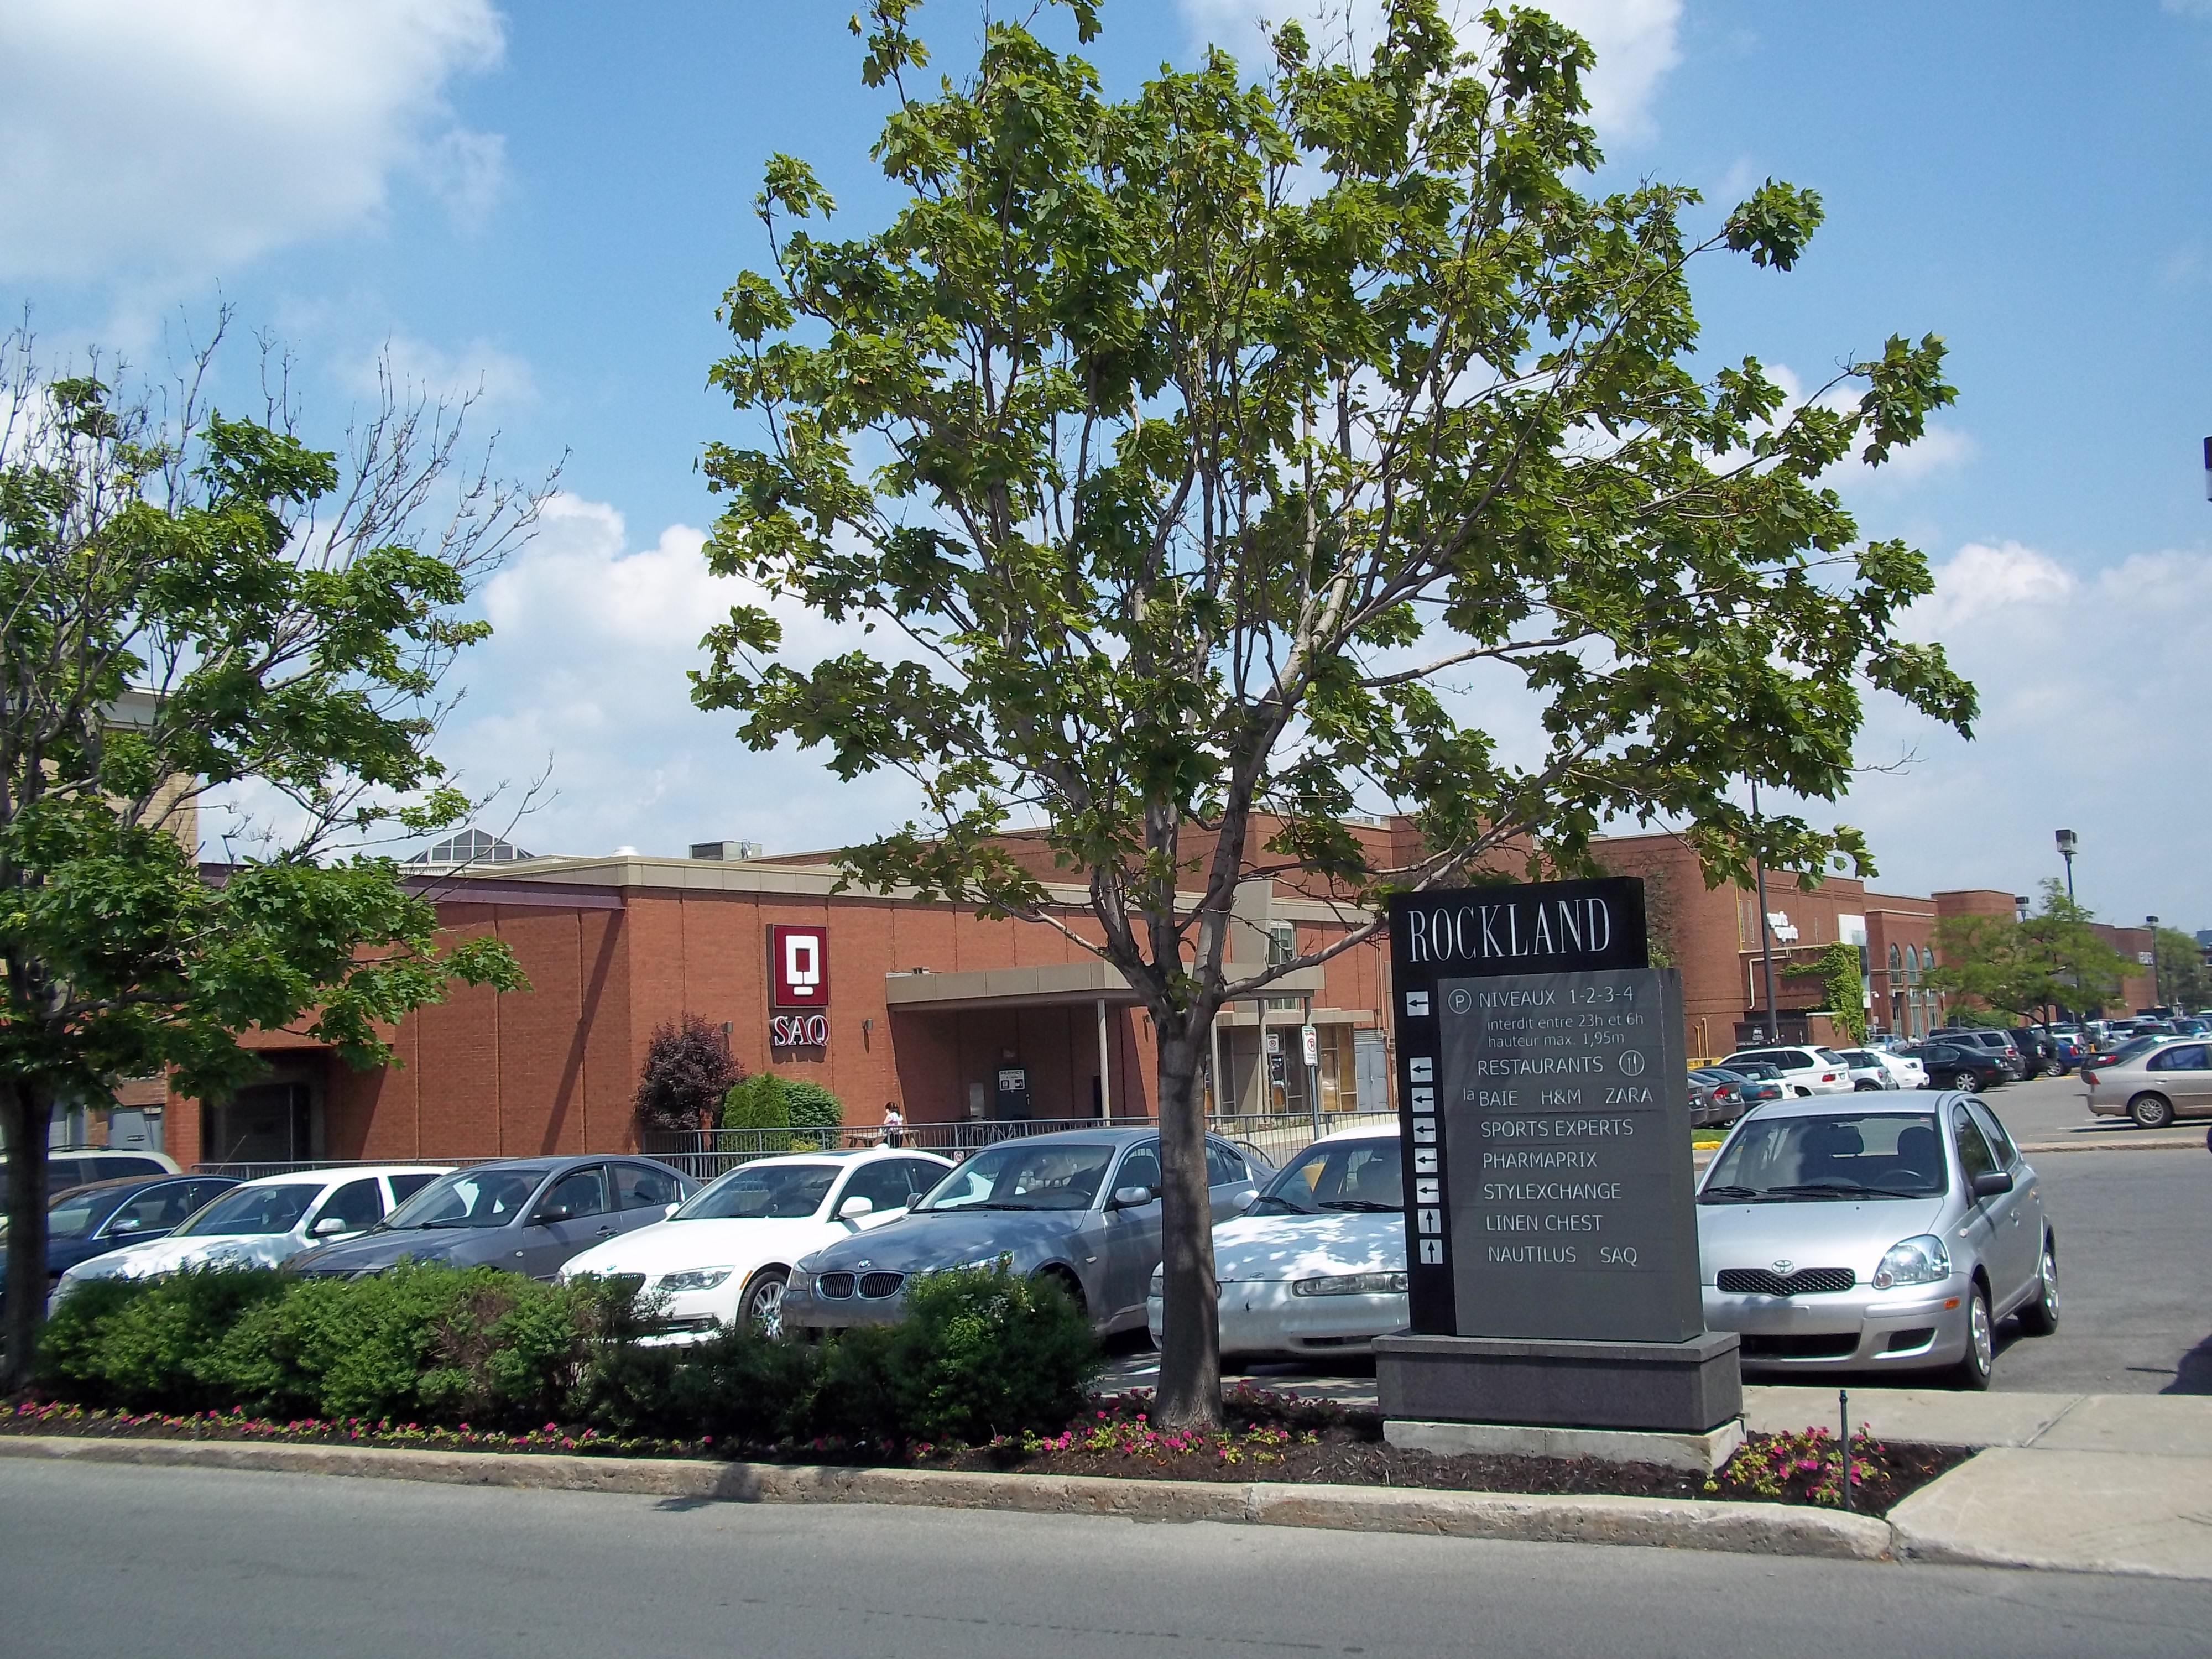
left=2054, top=828, right=2078, bottom=902
left=1752, top=779, right=1780, bottom=1042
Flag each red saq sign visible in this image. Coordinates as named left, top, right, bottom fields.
left=769, top=924, right=828, bottom=1009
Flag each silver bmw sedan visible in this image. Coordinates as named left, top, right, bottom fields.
left=780, top=1127, right=1268, bottom=1336
left=1696, top=1093, right=2057, bottom=1389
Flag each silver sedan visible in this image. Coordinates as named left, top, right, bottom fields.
left=1696, top=1093, right=2057, bottom=1389
left=780, top=1127, right=1267, bottom=1335
left=2083, top=1038, right=2212, bottom=1129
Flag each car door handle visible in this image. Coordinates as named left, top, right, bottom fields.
left=595, top=1225, right=616, bottom=1237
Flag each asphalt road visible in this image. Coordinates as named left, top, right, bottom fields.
left=1972, top=1071, right=2185, bottom=1146
left=1, top=1460, right=2206, bottom=1658
left=1103, top=1100, right=2212, bottom=1401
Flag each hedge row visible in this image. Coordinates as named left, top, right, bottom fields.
left=35, top=1260, right=1098, bottom=1447
left=721, top=1073, right=843, bottom=1137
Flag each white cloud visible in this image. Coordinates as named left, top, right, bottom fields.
left=1178, top=0, right=1683, bottom=142
left=0, top=0, right=507, bottom=281
left=347, top=333, right=537, bottom=409
left=436, top=496, right=924, bottom=861
left=1841, top=540, right=2212, bottom=925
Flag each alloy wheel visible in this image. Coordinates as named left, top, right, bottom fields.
left=746, top=1274, right=787, bottom=1340
left=2130, top=1093, right=2176, bottom=1130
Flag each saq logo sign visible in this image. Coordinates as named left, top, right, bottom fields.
left=769, top=925, right=829, bottom=1048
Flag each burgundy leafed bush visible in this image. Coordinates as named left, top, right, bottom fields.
left=634, top=1013, right=741, bottom=1133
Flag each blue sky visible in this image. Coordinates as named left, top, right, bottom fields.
left=6, top=1, right=2209, bottom=930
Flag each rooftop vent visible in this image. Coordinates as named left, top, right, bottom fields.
left=690, top=839, right=764, bottom=861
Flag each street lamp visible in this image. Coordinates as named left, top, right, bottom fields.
left=1751, top=779, right=1779, bottom=1042
left=2146, top=915, right=2161, bottom=1013
left=2054, top=829, right=2077, bottom=902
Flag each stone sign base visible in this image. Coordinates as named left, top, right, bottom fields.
left=1374, top=1331, right=1744, bottom=1466
left=1384, top=1416, right=1746, bottom=1476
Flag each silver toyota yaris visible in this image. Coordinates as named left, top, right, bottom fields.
left=1696, top=1092, right=2057, bottom=1389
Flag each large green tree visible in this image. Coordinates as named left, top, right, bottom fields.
left=1928, top=879, right=2130, bottom=1023
left=2152, top=926, right=2208, bottom=1014
left=0, top=320, right=539, bottom=1386
left=696, top=1, right=1974, bottom=1424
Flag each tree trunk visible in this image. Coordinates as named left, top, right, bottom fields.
left=1150, top=1018, right=1221, bottom=1430
left=2, top=1078, right=55, bottom=1393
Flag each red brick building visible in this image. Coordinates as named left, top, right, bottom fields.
left=150, top=823, right=2150, bottom=1166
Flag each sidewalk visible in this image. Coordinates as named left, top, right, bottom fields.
left=1747, top=1385, right=2212, bottom=1579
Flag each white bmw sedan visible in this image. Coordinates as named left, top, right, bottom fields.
left=560, top=1149, right=953, bottom=1342
left=49, top=1166, right=448, bottom=1305
left=1147, top=1128, right=1405, bottom=1361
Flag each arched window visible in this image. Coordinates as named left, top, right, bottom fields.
left=1888, top=943, right=1902, bottom=979
left=1905, top=945, right=1921, bottom=985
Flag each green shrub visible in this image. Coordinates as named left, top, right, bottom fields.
left=721, top=1073, right=792, bottom=1148
left=585, top=1324, right=823, bottom=1443
left=36, top=1268, right=289, bottom=1411
left=883, top=1262, right=1099, bottom=1443
left=722, top=1074, right=842, bottom=1150
left=34, top=1258, right=1097, bottom=1450
left=782, top=1079, right=843, bottom=1132
left=206, top=1263, right=624, bottom=1426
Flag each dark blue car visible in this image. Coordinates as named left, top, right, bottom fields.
left=0, top=1172, right=239, bottom=1312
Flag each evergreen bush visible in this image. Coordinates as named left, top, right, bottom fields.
left=34, top=1259, right=1097, bottom=1448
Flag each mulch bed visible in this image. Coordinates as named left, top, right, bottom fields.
left=1, top=1389, right=1970, bottom=1520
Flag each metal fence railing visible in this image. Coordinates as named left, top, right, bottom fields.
left=639, top=1110, right=1400, bottom=1182
left=190, top=1157, right=492, bottom=1181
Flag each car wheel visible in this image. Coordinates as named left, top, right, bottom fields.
left=2129, top=1093, right=2176, bottom=1130
left=1948, top=1070, right=1977, bottom=1092
left=1854, top=1079, right=1880, bottom=1092
left=1949, top=1284, right=1995, bottom=1390
left=2016, top=1237, right=2059, bottom=1337
left=740, top=1267, right=789, bottom=1339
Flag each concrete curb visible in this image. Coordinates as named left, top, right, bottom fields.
left=2014, top=1136, right=2203, bottom=1156
left=0, top=1433, right=1893, bottom=1562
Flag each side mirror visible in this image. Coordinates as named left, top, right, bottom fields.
left=662, top=1202, right=681, bottom=1219
left=1970, top=1170, right=2015, bottom=1200
left=837, top=1195, right=875, bottom=1220
left=310, top=1215, right=352, bottom=1238
left=1110, top=1185, right=1157, bottom=1210
left=107, top=1215, right=145, bottom=1234
left=535, top=1204, right=572, bottom=1225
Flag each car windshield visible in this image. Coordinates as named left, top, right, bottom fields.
left=1700, top=1113, right=1947, bottom=1203
left=2105, top=1036, right=2165, bottom=1064
left=676, top=1164, right=837, bottom=1220
left=916, top=1142, right=1115, bottom=1212
left=1250, top=1137, right=1403, bottom=1215
left=1838, top=1051, right=1875, bottom=1066
left=172, top=1183, right=322, bottom=1237
left=384, top=1166, right=551, bottom=1230
left=46, top=1186, right=126, bottom=1240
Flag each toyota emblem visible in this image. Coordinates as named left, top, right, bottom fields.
left=1771, top=1259, right=1794, bottom=1275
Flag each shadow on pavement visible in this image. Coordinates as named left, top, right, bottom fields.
left=2163, top=1334, right=2212, bottom=1395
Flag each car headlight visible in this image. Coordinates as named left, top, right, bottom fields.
left=1871, top=1235, right=1952, bottom=1291
left=656, top=1267, right=733, bottom=1293
left=1292, top=1271, right=1410, bottom=1297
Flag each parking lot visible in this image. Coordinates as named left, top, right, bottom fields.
left=1103, top=1075, right=2212, bottom=1402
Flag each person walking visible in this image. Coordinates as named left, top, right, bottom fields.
left=881, top=1102, right=905, bottom=1147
